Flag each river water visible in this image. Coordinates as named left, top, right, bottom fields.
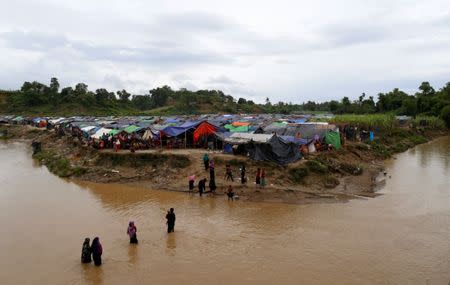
left=0, top=137, right=449, bottom=285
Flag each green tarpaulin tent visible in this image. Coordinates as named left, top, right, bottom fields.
left=109, top=129, right=121, bottom=136
left=325, top=131, right=341, bottom=150
left=224, top=124, right=250, bottom=132
left=123, top=125, right=141, bottom=134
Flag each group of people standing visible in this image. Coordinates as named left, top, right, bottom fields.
left=81, top=237, right=103, bottom=266
left=81, top=209, right=176, bottom=266
left=193, top=153, right=267, bottom=193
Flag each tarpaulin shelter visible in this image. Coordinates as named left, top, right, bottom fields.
left=325, top=131, right=341, bottom=150
left=123, top=125, right=142, bottom=134
left=165, top=117, right=181, bottom=124
left=109, top=129, right=121, bottom=136
left=142, top=129, right=157, bottom=140
left=288, top=118, right=307, bottom=124
left=193, top=121, right=217, bottom=144
left=161, top=121, right=202, bottom=137
left=279, top=136, right=310, bottom=146
left=81, top=126, right=97, bottom=133
left=261, top=122, right=288, bottom=135
left=12, top=116, right=24, bottom=123
left=224, top=124, right=250, bottom=132
left=283, top=123, right=337, bottom=139
left=91, top=128, right=113, bottom=139
left=247, top=135, right=302, bottom=165
left=231, top=122, right=250, bottom=127
left=224, top=133, right=274, bottom=145
left=48, top=118, right=65, bottom=124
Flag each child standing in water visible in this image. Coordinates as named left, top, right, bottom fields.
left=227, top=185, right=235, bottom=201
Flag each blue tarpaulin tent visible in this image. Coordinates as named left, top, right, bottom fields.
left=161, top=121, right=202, bottom=137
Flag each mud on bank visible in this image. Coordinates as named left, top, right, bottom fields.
left=2, top=124, right=447, bottom=204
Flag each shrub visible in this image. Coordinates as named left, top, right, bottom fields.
left=323, top=175, right=340, bottom=188
left=73, top=166, right=88, bottom=176
left=305, top=159, right=328, bottom=173
left=413, top=116, right=446, bottom=130
left=408, top=135, right=427, bottom=145
left=340, top=162, right=363, bottom=175
left=330, top=114, right=396, bottom=132
left=168, top=155, right=191, bottom=168
left=369, top=141, right=391, bottom=158
left=440, top=105, right=450, bottom=129
left=289, top=167, right=309, bottom=183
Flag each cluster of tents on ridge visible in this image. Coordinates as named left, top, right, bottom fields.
left=1, top=114, right=342, bottom=165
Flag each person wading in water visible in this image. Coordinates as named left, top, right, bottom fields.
left=188, top=175, right=195, bottom=193
left=198, top=178, right=207, bottom=197
left=127, top=221, right=138, bottom=244
left=80, top=238, right=92, bottom=264
left=166, top=208, right=176, bottom=233
left=209, top=178, right=217, bottom=194
left=227, top=185, right=235, bottom=201
left=91, top=237, right=103, bottom=266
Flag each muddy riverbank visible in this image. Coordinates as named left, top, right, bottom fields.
left=1, top=124, right=447, bottom=204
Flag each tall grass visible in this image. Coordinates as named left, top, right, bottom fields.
left=330, top=114, right=396, bottom=131
left=413, top=116, right=446, bottom=130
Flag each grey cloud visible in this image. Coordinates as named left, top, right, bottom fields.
left=207, top=75, right=239, bottom=85
left=0, top=30, right=231, bottom=67
left=320, top=24, right=389, bottom=47
left=155, top=11, right=232, bottom=33
left=0, top=31, right=68, bottom=51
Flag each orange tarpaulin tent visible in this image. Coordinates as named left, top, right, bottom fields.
left=193, top=121, right=217, bottom=144
left=231, top=122, right=250, bottom=127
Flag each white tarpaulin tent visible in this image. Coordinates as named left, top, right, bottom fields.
left=81, top=126, right=97, bottom=132
left=49, top=117, right=65, bottom=124
left=224, top=133, right=273, bottom=145
left=91, top=128, right=113, bottom=139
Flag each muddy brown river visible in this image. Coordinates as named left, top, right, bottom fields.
left=1, top=137, right=449, bottom=285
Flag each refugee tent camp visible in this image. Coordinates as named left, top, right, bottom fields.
left=2, top=113, right=350, bottom=165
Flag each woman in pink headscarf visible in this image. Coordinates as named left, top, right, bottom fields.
left=127, top=221, right=138, bottom=244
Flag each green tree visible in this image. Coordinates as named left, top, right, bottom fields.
left=440, top=105, right=450, bottom=128
left=60, top=87, right=73, bottom=99
left=131, top=95, right=153, bottom=110
left=50, top=77, right=60, bottom=93
left=150, top=85, right=173, bottom=107
left=74, top=83, right=88, bottom=96
left=237, top=98, right=247, bottom=104
left=402, top=97, right=418, bottom=117
left=117, top=89, right=131, bottom=101
left=95, top=88, right=114, bottom=103
left=418, top=81, right=435, bottom=96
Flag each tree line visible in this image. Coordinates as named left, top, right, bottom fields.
left=1, top=78, right=449, bottom=127
left=300, top=81, right=450, bottom=118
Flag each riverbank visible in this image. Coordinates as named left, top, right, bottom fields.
left=1, top=124, right=448, bottom=204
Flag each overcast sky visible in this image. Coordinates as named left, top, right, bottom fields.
left=1, top=0, right=449, bottom=103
